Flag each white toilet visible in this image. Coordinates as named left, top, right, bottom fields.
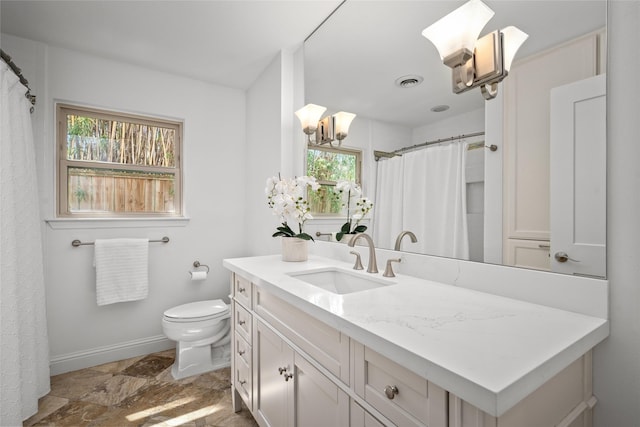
left=162, top=299, right=231, bottom=379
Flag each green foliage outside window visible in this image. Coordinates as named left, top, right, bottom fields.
left=57, top=104, right=182, bottom=217
left=306, top=147, right=361, bottom=215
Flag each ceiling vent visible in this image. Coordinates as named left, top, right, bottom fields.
left=395, top=75, right=424, bottom=88
left=430, top=104, right=450, bottom=113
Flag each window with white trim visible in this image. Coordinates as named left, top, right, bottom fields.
left=56, top=104, right=183, bottom=217
left=306, top=144, right=362, bottom=215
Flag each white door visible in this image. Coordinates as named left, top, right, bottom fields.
left=550, top=74, right=606, bottom=277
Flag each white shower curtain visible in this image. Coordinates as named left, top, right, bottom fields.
left=374, top=143, right=469, bottom=259
left=373, top=155, right=404, bottom=249
left=1, top=61, right=50, bottom=424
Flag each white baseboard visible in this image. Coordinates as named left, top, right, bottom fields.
left=49, top=335, right=174, bottom=375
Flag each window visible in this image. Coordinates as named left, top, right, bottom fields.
left=306, top=144, right=361, bottom=215
left=56, top=104, right=183, bottom=217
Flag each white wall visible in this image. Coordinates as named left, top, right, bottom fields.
left=411, top=108, right=485, bottom=144
left=1, top=34, right=248, bottom=373
left=245, top=52, right=285, bottom=257
left=593, top=1, right=640, bottom=425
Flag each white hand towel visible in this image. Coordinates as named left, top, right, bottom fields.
left=94, top=238, right=149, bottom=306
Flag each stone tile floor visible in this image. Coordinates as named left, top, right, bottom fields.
left=24, top=349, right=257, bottom=427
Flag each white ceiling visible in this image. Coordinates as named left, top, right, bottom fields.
left=0, top=0, right=342, bottom=89
left=1, top=1, right=606, bottom=129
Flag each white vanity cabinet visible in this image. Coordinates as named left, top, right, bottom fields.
left=227, top=262, right=605, bottom=427
left=231, top=272, right=353, bottom=427
left=230, top=272, right=443, bottom=427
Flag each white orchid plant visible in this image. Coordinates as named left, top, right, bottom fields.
left=335, top=180, right=374, bottom=242
left=266, top=174, right=320, bottom=241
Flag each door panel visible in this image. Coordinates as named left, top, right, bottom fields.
left=254, top=321, right=292, bottom=427
left=294, top=353, right=349, bottom=427
left=550, top=74, right=606, bottom=277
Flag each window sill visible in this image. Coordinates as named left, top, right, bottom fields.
left=45, top=217, right=190, bottom=230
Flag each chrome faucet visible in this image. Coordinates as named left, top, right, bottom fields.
left=348, top=233, right=378, bottom=273
left=394, top=230, right=417, bottom=251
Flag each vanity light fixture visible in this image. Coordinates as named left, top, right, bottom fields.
left=421, top=0, right=528, bottom=100
left=295, top=104, right=356, bottom=147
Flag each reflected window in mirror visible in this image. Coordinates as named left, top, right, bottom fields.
left=306, top=144, right=362, bottom=215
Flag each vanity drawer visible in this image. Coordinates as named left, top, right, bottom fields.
left=254, top=285, right=350, bottom=384
left=234, top=303, right=252, bottom=344
left=354, top=343, right=447, bottom=427
left=234, top=332, right=252, bottom=368
left=233, top=273, right=252, bottom=309
left=235, top=342, right=252, bottom=409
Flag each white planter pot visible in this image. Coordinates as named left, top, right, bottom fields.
left=336, top=234, right=356, bottom=245
left=281, top=237, right=308, bottom=262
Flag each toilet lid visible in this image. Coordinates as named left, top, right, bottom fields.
left=164, top=299, right=228, bottom=320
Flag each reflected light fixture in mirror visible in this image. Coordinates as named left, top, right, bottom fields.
left=295, top=103, right=326, bottom=141
left=422, top=0, right=528, bottom=100
left=295, top=103, right=356, bottom=147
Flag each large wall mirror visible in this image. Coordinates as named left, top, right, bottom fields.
left=304, top=0, right=607, bottom=278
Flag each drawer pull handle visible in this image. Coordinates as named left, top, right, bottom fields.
left=284, top=373, right=294, bottom=382
left=238, top=319, right=246, bottom=325
left=238, top=286, right=246, bottom=293
left=238, top=349, right=245, bottom=356
left=384, top=385, right=399, bottom=400
left=239, top=379, right=247, bottom=385
left=278, top=367, right=287, bottom=375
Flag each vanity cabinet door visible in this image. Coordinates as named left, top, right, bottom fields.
left=254, top=319, right=349, bottom=427
left=293, top=352, right=349, bottom=427
left=254, top=320, right=293, bottom=427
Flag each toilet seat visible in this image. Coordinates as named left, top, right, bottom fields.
left=163, top=299, right=229, bottom=323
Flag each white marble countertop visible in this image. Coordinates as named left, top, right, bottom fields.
left=223, top=254, right=609, bottom=417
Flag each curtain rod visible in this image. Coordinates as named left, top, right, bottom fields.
left=374, top=131, right=493, bottom=161
left=1, top=49, right=36, bottom=112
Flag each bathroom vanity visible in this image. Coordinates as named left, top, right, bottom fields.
left=224, top=253, right=608, bottom=427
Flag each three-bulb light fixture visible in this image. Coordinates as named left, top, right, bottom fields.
left=422, top=0, right=528, bottom=100
left=295, top=104, right=356, bottom=147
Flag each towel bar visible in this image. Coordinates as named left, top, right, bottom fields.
left=71, top=236, right=170, bottom=247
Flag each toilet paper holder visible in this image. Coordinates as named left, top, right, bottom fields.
left=192, top=260, right=210, bottom=273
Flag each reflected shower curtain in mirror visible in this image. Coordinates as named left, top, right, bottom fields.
left=0, top=61, right=50, bottom=424
left=372, top=155, right=404, bottom=249
left=374, top=143, right=469, bottom=259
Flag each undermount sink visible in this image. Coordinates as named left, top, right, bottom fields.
left=287, top=267, right=396, bottom=295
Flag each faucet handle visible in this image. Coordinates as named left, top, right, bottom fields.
left=350, top=251, right=364, bottom=270
left=383, top=258, right=401, bottom=277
